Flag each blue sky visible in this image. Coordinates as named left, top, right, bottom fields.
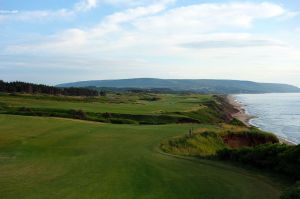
left=1, top=0, right=300, bottom=86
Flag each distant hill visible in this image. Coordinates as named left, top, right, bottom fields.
left=56, top=78, right=300, bottom=94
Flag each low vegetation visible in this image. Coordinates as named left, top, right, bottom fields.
left=160, top=124, right=278, bottom=157
left=217, top=143, right=300, bottom=178
left=161, top=121, right=299, bottom=198
left=0, top=93, right=232, bottom=125
left=0, top=90, right=292, bottom=198
left=161, top=130, right=226, bottom=156
left=217, top=143, right=300, bottom=199
left=0, top=105, right=201, bottom=125
left=281, top=182, right=300, bottom=199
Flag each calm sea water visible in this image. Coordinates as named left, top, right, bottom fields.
left=234, top=93, right=300, bottom=144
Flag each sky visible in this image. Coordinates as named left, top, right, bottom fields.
left=0, top=0, right=300, bottom=86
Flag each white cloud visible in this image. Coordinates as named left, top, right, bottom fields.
left=0, top=0, right=176, bottom=23
left=0, top=9, right=74, bottom=23
left=105, top=4, right=167, bottom=24
left=5, top=0, right=172, bottom=54
left=102, top=0, right=175, bottom=6
left=181, top=39, right=284, bottom=49
left=6, top=2, right=292, bottom=54
left=0, top=10, right=70, bottom=23
left=134, top=2, right=288, bottom=33
left=0, top=0, right=101, bottom=23
left=3, top=1, right=300, bottom=85
left=75, top=0, right=99, bottom=12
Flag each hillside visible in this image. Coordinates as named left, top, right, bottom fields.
left=57, top=78, right=300, bottom=94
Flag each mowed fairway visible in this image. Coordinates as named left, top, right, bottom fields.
left=0, top=94, right=212, bottom=114
left=0, top=115, right=281, bottom=199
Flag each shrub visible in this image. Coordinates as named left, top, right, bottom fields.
left=281, top=182, right=300, bottom=199
left=229, top=118, right=245, bottom=126
left=161, top=131, right=226, bottom=157
left=71, top=110, right=87, bottom=120
left=217, top=144, right=300, bottom=179
left=140, top=96, right=161, bottom=101
left=109, top=118, right=137, bottom=124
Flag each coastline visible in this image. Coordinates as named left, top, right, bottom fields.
left=226, top=95, right=253, bottom=127
left=226, top=95, right=296, bottom=145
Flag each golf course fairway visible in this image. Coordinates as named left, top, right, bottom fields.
left=0, top=115, right=281, bottom=199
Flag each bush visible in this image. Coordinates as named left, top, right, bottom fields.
left=229, top=118, right=245, bottom=126
left=71, top=110, right=87, bottom=120
left=109, top=118, right=137, bottom=124
left=281, top=182, right=300, bottom=199
left=18, top=107, right=33, bottom=113
left=217, top=144, right=300, bottom=179
left=140, top=96, right=160, bottom=101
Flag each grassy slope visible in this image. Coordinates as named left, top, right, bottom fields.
left=160, top=124, right=279, bottom=157
left=0, top=115, right=281, bottom=199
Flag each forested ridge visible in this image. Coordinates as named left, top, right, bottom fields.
left=57, top=78, right=300, bottom=94
left=0, top=80, right=99, bottom=96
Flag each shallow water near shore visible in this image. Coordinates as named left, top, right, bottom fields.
left=234, top=93, right=300, bottom=144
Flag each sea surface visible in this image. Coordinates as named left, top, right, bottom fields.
left=234, top=93, right=300, bottom=144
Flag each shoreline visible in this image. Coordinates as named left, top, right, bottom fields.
left=226, top=95, right=296, bottom=145
left=226, top=95, right=253, bottom=127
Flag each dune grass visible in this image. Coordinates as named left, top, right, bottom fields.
left=0, top=115, right=282, bottom=199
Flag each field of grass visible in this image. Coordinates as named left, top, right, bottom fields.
left=0, top=93, right=212, bottom=114
left=0, top=93, right=285, bottom=198
left=0, top=115, right=282, bottom=199
left=0, top=93, right=226, bottom=125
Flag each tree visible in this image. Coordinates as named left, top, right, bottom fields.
left=0, top=80, right=99, bottom=96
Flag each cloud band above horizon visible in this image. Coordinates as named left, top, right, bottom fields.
left=1, top=0, right=300, bottom=86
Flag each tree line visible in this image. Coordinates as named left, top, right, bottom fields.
left=0, top=80, right=101, bottom=96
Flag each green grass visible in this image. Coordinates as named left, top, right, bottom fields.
left=0, top=93, right=212, bottom=115
left=161, top=130, right=226, bottom=157
left=161, top=124, right=279, bottom=157
left=0, top=115, right=282, bottom=199
left=0, top=93, right=226, bottom=125
left=0, top=106, right=200, bottom=125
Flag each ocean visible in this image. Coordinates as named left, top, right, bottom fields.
left=234, top=93, right=300, bottom=144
